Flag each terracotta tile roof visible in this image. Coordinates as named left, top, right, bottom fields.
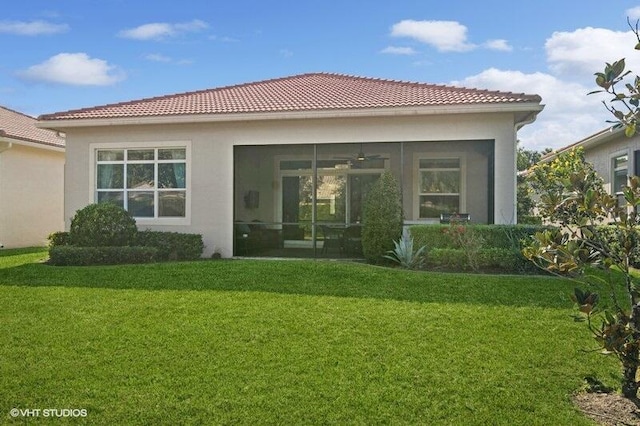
left=0, top=106, right=65, bottom=148
left=39, top=72, right=542, bottom=122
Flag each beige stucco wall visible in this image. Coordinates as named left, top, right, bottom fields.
left=0, top=143, right=64, bottom=248
left=62, top=112, right=520, bottom=257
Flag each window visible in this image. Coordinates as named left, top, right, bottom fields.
left=612, top=153, right=628, bottom=207
left=612, top=153, right=628, bottom=192
left=418, top=158, right=461, bottom=218
left=96, top=147, right=187, bottom=219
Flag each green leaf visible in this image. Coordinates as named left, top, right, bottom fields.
left=611, top=59, right=626, bottom=79
left=625, top=123, right=637, bottom=137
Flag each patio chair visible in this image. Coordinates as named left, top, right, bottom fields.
left=320, top=225, right=343, bottom=255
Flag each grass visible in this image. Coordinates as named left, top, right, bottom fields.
left=0, top=247, right=621, bottom=425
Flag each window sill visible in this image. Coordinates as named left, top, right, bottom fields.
left=136, top=217, right=191, bottom=227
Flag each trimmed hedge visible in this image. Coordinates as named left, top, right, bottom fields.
left=48, top=231, right=70, bottom=247
left=411, top=224, right=547, bottom=251
left=49, top=246, right=158, bottom=266
left=135, top=231, right=204, bottom=261
left=47, top=230, right=204, bottom=265
left=410, top=224, right=548, bottom=274
left=428, top=248, right=540, bottom=273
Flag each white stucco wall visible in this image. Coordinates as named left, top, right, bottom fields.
left=62, top=112, right=521, bottom=257
left=0, top=143, right=64, bottom=248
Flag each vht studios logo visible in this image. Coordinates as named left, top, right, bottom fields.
left=10, top=408, right=88, bottom=418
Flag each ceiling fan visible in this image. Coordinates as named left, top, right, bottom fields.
left=334, top=144, right=386, bottom=164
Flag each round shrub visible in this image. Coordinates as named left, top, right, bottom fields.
left=69, top=203, right=138, bottom=247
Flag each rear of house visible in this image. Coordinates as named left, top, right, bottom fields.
left=0, top=106, right=65, bottom=248
left=38, top=73, right=543, bottom=258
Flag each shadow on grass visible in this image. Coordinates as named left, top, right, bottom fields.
left=0, top=257, right=581, bottom=309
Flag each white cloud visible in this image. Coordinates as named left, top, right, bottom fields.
left=545, top=27, right=640, bottom=80
left=627, top=6, right=640, bottom=20
left=391, top=20, right=475, bottom=52
left=209, top=35, right=239, bottom=43
left=0, top=20, right=68, bottom=36
left=118, top=19, right=208, bottom=41
left=484, top=39, right=512, bottom=52
left=452, top=68, right=609, bottom=151
left=389, top=20, right=513, bottom=54
left=19, top=53, right=125, bottom=86
left=279, top=49, right=293, bottom=58
left=380, top=46, right=417, bottom=55
left=145, top=53, right=172, bottom=62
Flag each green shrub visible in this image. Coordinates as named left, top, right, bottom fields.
left=411, top=224, right=547, bottom=251
left=135, top=231, right=204, bottom=261
left=362, top=171, right=403, bottom=264
left=518, top=215, right=543, bottom=225
left=411, top=224, right=547, bottom=273
left=427, top=248, right=538, bottom=273
left=48, top=246, right=157, bottom=266
left=69, top=203, right=138, bottom=247
left=48, top=231, right=70, bottom=247
left=595, top=225, right=640, bottom=268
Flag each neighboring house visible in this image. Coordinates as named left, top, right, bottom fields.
left=37, top=72, right=543, bottom=258
left=542, top=126, right=639, bottom=205
left=0, top=106, right=65, bottom=248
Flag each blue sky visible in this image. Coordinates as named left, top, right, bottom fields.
left=3, top=1, right=640, bottom=150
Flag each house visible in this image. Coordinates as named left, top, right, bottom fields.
left=0, top=106, right=65, bottom=248
left=542, top=126, right=639, bottom=204
left=37, top=73, right=543, bottom=258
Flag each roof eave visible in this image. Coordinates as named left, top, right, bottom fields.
left=540, top=125, right=624, bottom=163
left=37, top=102, right=544, bottom=130
left=0, top=135, right=65, bottom=152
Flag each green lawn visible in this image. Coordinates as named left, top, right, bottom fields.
left=0, top=248, right=620, bottom=425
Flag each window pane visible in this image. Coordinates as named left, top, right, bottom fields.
left=127, top=164, right=155, bottom=189
left=614, top=169, right=628, bottom=193
left=159, top=191, right=186, bottom=217
left=128, top=192, right=154, bottom=217
left=128, top=149, right=155, bottom=161
left=97, top=191, right=124, bottom=208
left=158, top=148, right=186, bottom=160
left=97, top=164, right=124, bottom=189
left=97, top=150, right=124, bottom=161
left=614, top=154, right=628, bottom=169
left=316, top=174, right=346, bottom=222
left=420, top=170, right=460, bottom=193
left=419, top=158, right=460, bottom=169
left=420, top=195, right=459, bottom=218
left=158, top=163, right=185, bottom=188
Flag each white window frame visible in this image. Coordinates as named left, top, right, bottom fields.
left=611, top=150, right=629, bottom=209
left=89, top=141, right=192, bottom=226
left=611, top=150, right=629, bottom=193
left=413, top=153, right=466, bottom=222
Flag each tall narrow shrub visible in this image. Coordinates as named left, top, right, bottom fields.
left=362, top=170, right=403, bottom=264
